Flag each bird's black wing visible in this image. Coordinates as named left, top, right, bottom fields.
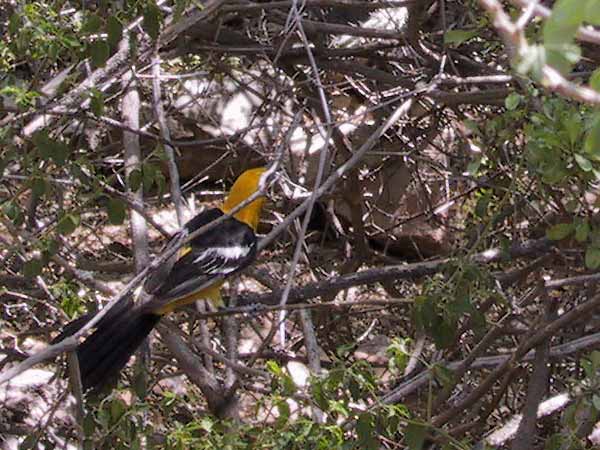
left=149, top=209, right=257, bottom=303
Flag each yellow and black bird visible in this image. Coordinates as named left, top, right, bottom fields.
left=59, top=167, right=267, bottom=391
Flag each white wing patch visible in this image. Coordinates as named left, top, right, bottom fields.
left=192, top=245, right=251, bottom=264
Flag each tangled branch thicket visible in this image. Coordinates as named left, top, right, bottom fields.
left=2, top=0, right=600, bottom=448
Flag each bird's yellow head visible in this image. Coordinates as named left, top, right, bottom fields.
left=221, top=167, right=267, bottom=231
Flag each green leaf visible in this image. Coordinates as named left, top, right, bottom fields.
left=143, top=166, right=155, bottom=192
left=463, top=120, right=479, bottom=134
left=590, top=68, right=600, bottom=92
left=96, top=407, right=110, bottom=428
left=109, top=399, right=126, bottom=424
left=590, top=350, right=600, bottom=369
left=542, top=0, right=584, bottom=73
left=585, top=114, right=600, bottom=159
left=23, top=259, right=43, bottom=278
left=564, top=401, right=579, bottom=429
left=153, top=143, right=168, bottom=161
left=53, top=145, right=69, bottom=166
left=431, top=364, right=455, bottom=390
left=32, top=130, right=52, bottom=158
left=129, top=169, right=143, bottom=191
left=356, top=413, right=378, bottom=450
left=413, top=295, right=434, bottom=331
left=60, top=295, right=83, bottom=319
left=563, top=112, right=583, bottom=145
left=585, top=0, right=600, bottom=25
left=516, top=45, right=546, bottom=79
left=575, top=153, right=593, bottom=172
left=451, top=292, right=473, bottom=314
left=107, top=197, right=126, bottom=225
left=142, top=163, right=161, bottom=193
left=581, top=357, right=594, bottom=379
left=543, top=19, right=579, bottom=47
left=546, top=0, right=585, bottom=33
left=89, top=40, right=110, bottom=67
left=328, top=400, right=349, bottom=418
left=565, top=199, right=579, bottom=213
left=143, top=2, right=162, bottom=40
left=107, top=17, right=123, bottom=49
left=8, top=13, right=21, bottom=35
left=432, top=320, right=456, bottom=348
left=46, top=239, right=59, bottom=256
left=466, top=157, right=481, bottom=176
left=19, top=435, right=37, bottom=450
left=128, top=32, right=138, bottom=58
left=275, top=400, right=290, bottom=427
left=544, top=44, right=581, bottom=75
left=199, top=416, right=214, bottom=433
left=174, top=0, right=188, bottom=20
left=81, top=14, right=103, bottom=34
left=475, top=191, right=491, bottom=218
left=266, top=360, right=283, bottom=376
left=58, top=213, right=80, bottom=235
left=32, top=131, right=70, bottom=166
left=444, top=29, right=477, bottom=46
left=348, top=377, right=361, bottom=401
left=575, top=220, right=590, bottom=242
left=311, top=382, right=328, bottom=411
left=154, top=172, right=166, bottom=195
left=505, top=93, right=522, bottom=111
left=585, top=246, right=600, bottom=269
left=593, top=394, right=600, bottom=411
left=544, top=434, right=564, bottom=450
left=404, top=423, right=427, bottom=450
left=3, top=201, right=23, bottom=225
left=90, top=89, right=104, bottom=117
left=546, top=223, right=574, bottom=240
left=31, top=177, right=48, bottom=197
left=541, top=160, right=568, bottom=184
left=83, top=414, right=96, bottom=436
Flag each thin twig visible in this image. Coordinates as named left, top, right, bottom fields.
left=511, top=295, right=555, bottom=450
left=151, top=48, right=185, bottom=225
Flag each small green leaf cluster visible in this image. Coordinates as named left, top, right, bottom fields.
left=255, top=359, right=409, bottom=449
left=165, top=415, right=249, bottom=450
left=544, top=351, right=600, bottom=450
left=5, top=3, right=82, bottom=67
left=80, top=12, right=123, bottom=68
left=33, top=131, right=71, bottom=167
left=308, top=359, right=379, bottom=420
left=128, top=160, right=167, bottom=196
left=546, top=217, right=600, bottom=269
left=517, top=0, right=600, bottom=80
left=386, top=337, right=411, bottom=375
left=443, top=29, right=478, bottom=47
left=460, top=95, right=527, bottom=201
left=413, top=263, right=492, bottom=348
left=527, top=98, right=600, bottom=269
left=83, top=397, right=150, bottom=450
left=0, top=39, right=15, bottom=72
left=0, top=84, right=40, bottom=108
left=526, top=98, right=600, bottom=186
left=53, top=280, right=86, bottom=318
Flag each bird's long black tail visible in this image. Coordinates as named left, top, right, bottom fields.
left=55, top=298, right=161, bottom=392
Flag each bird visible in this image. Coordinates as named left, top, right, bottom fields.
left=55, top=167, right=267, bottom=392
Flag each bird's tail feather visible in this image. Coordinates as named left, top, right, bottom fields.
left=55, top=298, right=161, bottom=392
